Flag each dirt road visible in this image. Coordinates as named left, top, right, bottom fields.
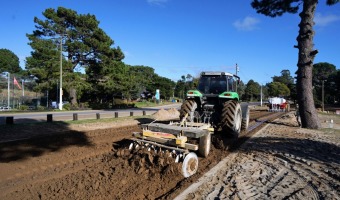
left=0, top=110, right=339, bottom=199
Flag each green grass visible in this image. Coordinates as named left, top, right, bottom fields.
left=0, top=115, right=154, bottom=134
left=134, top=101, right=176, bottom=108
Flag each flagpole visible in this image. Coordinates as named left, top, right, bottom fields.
left=22, top=79, right=24, bottom=97
left=7, top=73, right=10, bottom=108
left=59, top=34, right=63, bottom=110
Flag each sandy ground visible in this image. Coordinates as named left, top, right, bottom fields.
left=0, top=110, right=339, bottom=199
left=176, top=112, right=340, bottom=199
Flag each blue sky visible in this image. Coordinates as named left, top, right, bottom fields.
left=1, top=0, right=340, bottom=84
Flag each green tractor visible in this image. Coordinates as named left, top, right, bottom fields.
left=180, top=71, right=249, bottom=138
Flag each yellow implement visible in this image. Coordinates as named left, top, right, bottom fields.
left=142, top=129, right=177, bottom=139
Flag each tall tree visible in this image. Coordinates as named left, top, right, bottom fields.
left=245, top=79, right=260, bottom=101
left=0, top=49, right=22, bottom=74
left=86, top=58, right=127, bottom=107
left=312, top=62, right=337, bottom=105
left=26, top=38, right=61, bottom=93
left=272, top=69, right=296, bottom=101
left=149, top=75, right=175, bottom=100
left=313, top=62, right=337, bottom=84
left=237, top=80, right=246, bottom=100
left=272, top=69, right=294, bottom=85
left=129, top=65, right=156, bottom=98
left=268, top=81, right=290, bottom=97
left=251, top=0, right=339, bottom=129
left=26, top=7, right=123, bottom=105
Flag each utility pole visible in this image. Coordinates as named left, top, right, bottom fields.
left=235, top=63, right=239, bottom=76
left=59, top=35, right=63, bottom=110
left=56, top=82, right=59, bottom=107
left=235, top=63, right=239, bottom=92
left=260, top=84, right=263, bottom=107
left=7, top=72, right=10, bottom=108
left=322, top=80, right=324, bottom=112
left=46, top=90, right=49, bottom=108
left=22, top=79, right=24, bottom=97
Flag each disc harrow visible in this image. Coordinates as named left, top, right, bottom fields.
left=129, top=119, right=213, bottom=178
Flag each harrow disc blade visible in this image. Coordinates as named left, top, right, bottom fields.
left=175, top=154, right=180, bottom=163
left=181, top=152, right=198, bottom=178
left=129, top=143, right=134, bottom=150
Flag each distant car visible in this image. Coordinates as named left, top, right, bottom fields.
left=3, top=106, right=11, bottom=111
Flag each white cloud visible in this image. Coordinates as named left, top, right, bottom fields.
left=147, top=0, right=168, bottom=6
left=233, top=17, right=260, bottom=31
left=314, top=13, right=340, bottom=27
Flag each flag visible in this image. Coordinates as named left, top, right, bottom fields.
left=14, top=77, right=22, bottom=90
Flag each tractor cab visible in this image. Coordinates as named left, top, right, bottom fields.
left=197, top=72, right=239, bottom=95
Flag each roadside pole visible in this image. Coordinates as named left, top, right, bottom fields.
left=7, top=73, right=10, bottom=108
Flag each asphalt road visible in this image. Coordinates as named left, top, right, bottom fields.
left=0, top=102, right=265, bottom=125
left=0, top=103, right=182, bottom=124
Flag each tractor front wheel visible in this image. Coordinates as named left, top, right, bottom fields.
left=221, top=101, right=242, bottom=138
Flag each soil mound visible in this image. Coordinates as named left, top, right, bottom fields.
left=152, top=108, right=180, bottom=121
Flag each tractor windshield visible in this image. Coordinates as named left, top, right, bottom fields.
left=197, top=75, right=235, bottom=94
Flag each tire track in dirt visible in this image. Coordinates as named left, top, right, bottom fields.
left=176, top=113, right=340, bottom=200
left=2, top=111, right=327, bottom=200
left=0, top=110, right=280, bottom=199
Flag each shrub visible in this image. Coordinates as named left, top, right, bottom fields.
left=20, top=105, right=29, bottom=110
left=37, top=106, right=45, bottom=111
left=63, top=103, right=71, bottom=111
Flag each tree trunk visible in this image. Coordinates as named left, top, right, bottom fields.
left=296, top=0, right=320, bottom=129
left=70, top=88, right=77, bottom=106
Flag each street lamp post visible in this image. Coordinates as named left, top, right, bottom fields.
left=59, top=35, right=63, bottom=110
left=322, top=80, right=324, bottom=112
left=260, top=84, right=263, bottom=107
left=7, top=72, right=10, bottom=108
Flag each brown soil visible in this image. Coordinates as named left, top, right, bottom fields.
left=151, top=108, right=180, bottom=121
left=0, top=110, right=339, bottom=199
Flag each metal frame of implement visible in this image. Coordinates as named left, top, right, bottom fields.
left=132, top=121, right=214, bottom=152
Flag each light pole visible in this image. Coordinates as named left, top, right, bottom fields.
left=7, top=72, right=10, bottom=108
left=235, top=63, right=239, bottom=92
left=59, top=35, right=63, bottom=110
left=322, top=80, right=324, bottom=112
left=260, top=84, right=263, bottom=107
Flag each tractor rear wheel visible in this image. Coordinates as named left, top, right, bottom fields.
left=221, top=100, right=242, bottom=138
left=180, top=100, right=198, bottom=122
